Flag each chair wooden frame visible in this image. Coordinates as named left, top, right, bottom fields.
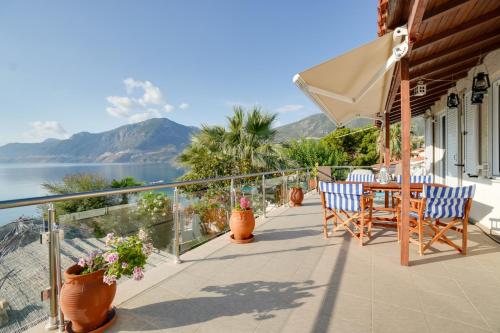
left=320, top=191, right=374, bottom=246
left=396, top=196, right=473, bottom=255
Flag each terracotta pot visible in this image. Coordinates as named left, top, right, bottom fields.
left=229, top=209, right=255, bottom=240
left=290, top=187, right=304, bottom=207
left=308, top=179, right=317, bottom=189
left=60, top=265, right=116, bottom=333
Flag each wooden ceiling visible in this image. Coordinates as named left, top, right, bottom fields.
left=378, top=0, right=500, bottom=123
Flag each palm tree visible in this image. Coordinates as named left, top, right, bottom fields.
left=178, top=106, right=284, bottom=178
left=390, top=123, right=402, bottom=161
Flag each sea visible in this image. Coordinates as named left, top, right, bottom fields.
left=0, top=163, right=182, bottom=226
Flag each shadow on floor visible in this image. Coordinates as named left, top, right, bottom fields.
left=255, top=228, right=322, bottom=241
left=411, top=228, right=500, bottom=266
left=196, top=244, right=336, bottom=262
left=119, top=280, right=322, bottom=330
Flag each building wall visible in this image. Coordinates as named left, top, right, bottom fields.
left=428, top=48, right=500, bottom=234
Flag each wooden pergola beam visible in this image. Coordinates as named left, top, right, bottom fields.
left=410, top=56, right=478, bottom=79
left=410, top=62, right=474, bottom=84
left=390, top=105, right=431, bottom=121
left=414, top=8, right=500, bottom=50
left=392, top=81, right=455, bottom=104
left=411, top=30, right=500, bottom=68
left=422, top=0, right=470, bottom=22
left=399, top=0, right=429, bottom=267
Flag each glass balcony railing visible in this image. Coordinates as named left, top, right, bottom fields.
left=0, top=167, right=315, bottom=332
left=0, top=165, right=382, bottom=332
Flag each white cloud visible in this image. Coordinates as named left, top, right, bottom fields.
left=123, top=78, right=163, bottom=105
left=128, top=109, right=162, bottom=123
left=105, top=96, right=134, bottom=118
left=275, top=104, right=304, bottom=113
left=24, top=121, right=69, bottom=141
left=164, top=104, right=174, bottom=113
left=179, top=103, right=190, bottom=110
left=106, top=78, right=177, bottom=123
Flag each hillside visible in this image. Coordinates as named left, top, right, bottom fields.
left=0, top=118, right=198, bottom=163
left=275, top=113, right=372, bottom=142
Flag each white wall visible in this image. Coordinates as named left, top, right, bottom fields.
left=428, top=48, right=500, bottom=234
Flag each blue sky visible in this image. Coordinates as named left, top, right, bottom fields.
left=0, top=0, right=376, bottom=145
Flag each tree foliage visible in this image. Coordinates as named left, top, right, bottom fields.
left=42, top=173, right=142, bottom=214
left=283, top=138, right=344, bottom=168
left=320, top=126, right=381, bottom=166
left=178, top=106, right=285, bottom=179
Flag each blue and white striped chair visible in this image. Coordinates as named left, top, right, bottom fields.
left=404, top=184, right=475, bottom=255
left=396, top=174, right=433, bottom=184
left=319, top=181, right=373, bottom=246
left=346, top=173, right=375, bottom=183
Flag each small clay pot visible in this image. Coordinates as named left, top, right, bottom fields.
left=308, top=179, right=317, bottom=190
left=60, top=265, right=117, bottom=333
left=290, top=187, right=304, bottom=207
left=229, top=209, right=255, bottom=241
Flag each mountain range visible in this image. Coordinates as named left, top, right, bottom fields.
left=0, top=118, right=198, bottom=164
left=274, top=113, right=372, bottom=142
left=0, top=114, right=372, bottom=163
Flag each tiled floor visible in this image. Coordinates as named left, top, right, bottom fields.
left=108, top=192, right=500, bottom=332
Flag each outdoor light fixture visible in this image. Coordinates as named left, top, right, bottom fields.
left=414, top=80, right=426, bottom=96
left=471, top=91, right=484, bottom=105
left=447, top=93, right=460, bottom=108
left=472, top=72, right=490, bottom=93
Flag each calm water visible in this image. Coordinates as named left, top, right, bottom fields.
left=0, top=163, right=183, bottom=225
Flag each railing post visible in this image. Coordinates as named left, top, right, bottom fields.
left=296, top=170, right=300, bottom=188
left=45, top=204, right=58, bottom=331
left=230, top=178, right=235, bottom=210
left=282, top=171, right=287, bottom=206
left=306, top=167, right=310, bottom=190
left=173, top=187, right=182, bottom=264
left=54, top=225, right=65, bottom=332
left=261, top=174, right=266, bottom=218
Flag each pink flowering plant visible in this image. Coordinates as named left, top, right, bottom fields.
left=76, top=229, right=153, bottom=285
left=235, top=197, right=251, bottom=211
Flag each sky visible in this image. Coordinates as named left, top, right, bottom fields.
left=0, top=0, right=376, bottom=145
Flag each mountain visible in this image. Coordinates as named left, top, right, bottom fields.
left=0, top=118, right=199, bottom=163
left=275, top=113, right=372, bottom=142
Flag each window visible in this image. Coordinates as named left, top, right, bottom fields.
left=464, top=91, right=479, bottom=176
left=492, top=80, right=500, bottom=177
left=441, top=114, right=446, bottom=178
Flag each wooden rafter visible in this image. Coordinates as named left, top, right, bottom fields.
left=411, top=30, right=500, bottom=68
left=414, top=8, right=500, bottom=50
left=422, top=0, right=470, bottom=22
left=392, top=81, right=455, bottom=104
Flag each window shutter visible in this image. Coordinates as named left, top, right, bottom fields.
left=424, top=117, right=433, bottom=175
left=446, top=107, right=459, bottom=186
left=464, top=91, right=479, bottom=176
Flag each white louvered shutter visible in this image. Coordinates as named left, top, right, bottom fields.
left=424, top=117, right=433, bottom=175
left=446, top=107, right=459, bottom=186
left=464, top=92, right=479, bottom=176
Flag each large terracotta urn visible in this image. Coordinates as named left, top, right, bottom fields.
left=229, top=209, right=255, bottom=243
left=60, top=265, right=116, bottom=332
left=290, top=187, right=304, bottom=207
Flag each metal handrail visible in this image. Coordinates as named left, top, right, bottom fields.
left=0, top=167, right=308, bottom=209
left=0, top=165, right=376, bottom=210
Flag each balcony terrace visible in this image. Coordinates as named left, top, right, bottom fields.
left=26, top=191, right=500, bottom=333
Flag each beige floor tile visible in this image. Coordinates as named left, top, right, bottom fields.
left=49, top=193, right=499, bottom=333
left=373, top=301, right=429, bottom=333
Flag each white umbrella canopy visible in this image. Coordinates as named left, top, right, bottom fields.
left=293, top=29, right=407, bottom=126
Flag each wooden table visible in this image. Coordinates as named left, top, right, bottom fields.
left=338, top=181, right=445, bottom=228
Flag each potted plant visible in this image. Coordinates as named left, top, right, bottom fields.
left=229, top=197, right=255, bottom=243
left=309, top=164, right=318, bottom=189
left=60, top=230, right=153, bottom=332
left=290, top=186, right=304, bottom=207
